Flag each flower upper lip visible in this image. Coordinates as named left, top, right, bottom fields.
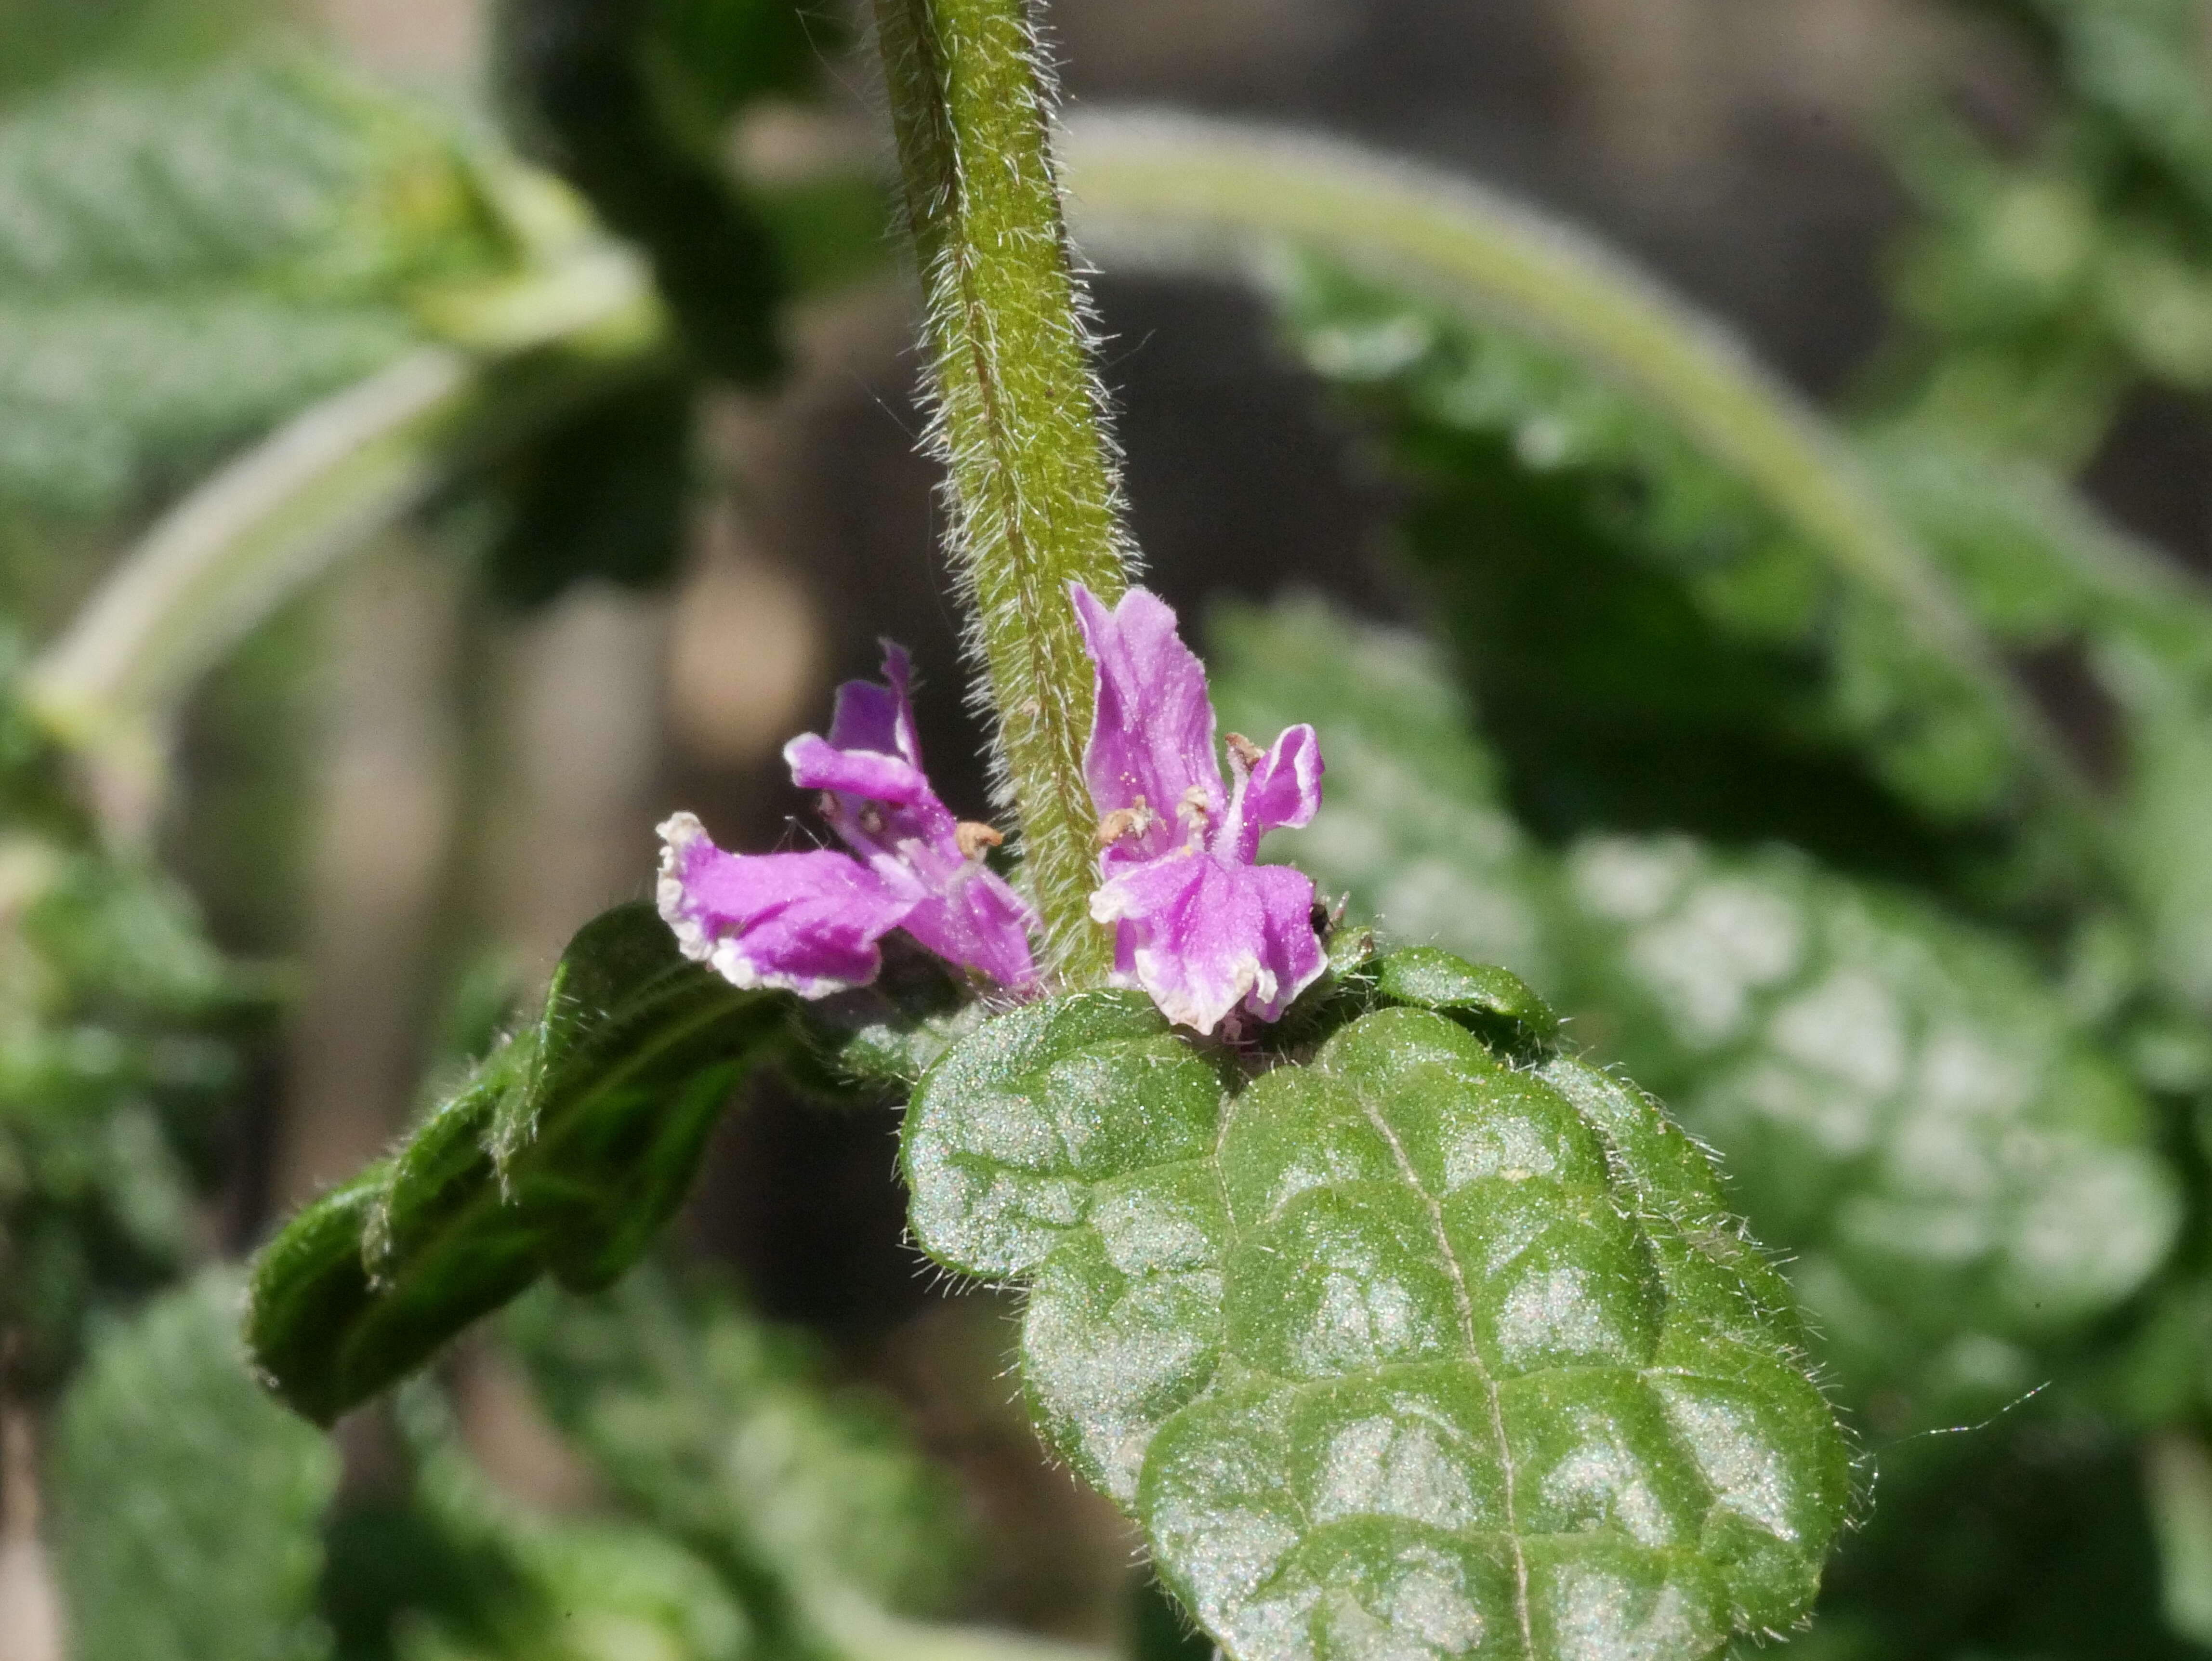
left=1072, top=583, right=1326, bottom=1036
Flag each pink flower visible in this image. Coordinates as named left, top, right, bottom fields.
left=1073, top=585, right=1326, bottom=1035
left=658, top=645, right=1037, bottom=997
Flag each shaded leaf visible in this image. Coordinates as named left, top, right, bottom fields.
left=506, top=1269, right=971, bottom=1622
left=1274, top=261, right=2031, bottom=893
left=478, top=372, right=693, bottom=609
left=50, top=1267, right=339, bottom=1661
left=328, top=1381, right=751, bottom=1661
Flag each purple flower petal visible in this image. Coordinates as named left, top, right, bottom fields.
left=1073, top=585, right=1329, bottom=1034
left=1224, top=723, right=1323, bottom=862
left=1242, top=860, right=1328, bottom=1022
left=665, top=642, right=1040, bottom=995
left=1072, top=585, right=1223, bottom=864
left=1090, top=847, right=1324, bottom=1035
left=826, top=642, right=922, bottom=766
left=784, top=734, right=934, bottom=809
left=898, top=862, right=1040, bottom=991
left=657, top=813, right=913, bottom=997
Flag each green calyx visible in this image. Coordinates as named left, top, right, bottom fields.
left=900, top=949, right=1851, bottom=1661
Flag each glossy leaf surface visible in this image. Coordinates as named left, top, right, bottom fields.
left=247, top=902, right=787, bottom=1423
left=1212, top=597, right=2182, bottom=1424
left=903, top=981, right=1850, bottom=1661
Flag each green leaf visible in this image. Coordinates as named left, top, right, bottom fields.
left=1556, top=831, right=2181, bottom=1419
left=1211, top=596, right=2183, bottom=1425
left=785, top=940, right=985, bottom=1100
left=50, top=1267, right=339, bottom=1661
left=0, top=57, right=516, bottom=522
left=1373, top=946, right=1561, bottom=1055
left=1869, top=434, right=2212, bottom=1015
left=1275, top=258, right=2026, bottom=884
left=246, top=902, right=789, bottom=1424
left=1062, top=118, right=2088, bottom=902
left=902, top=985, right=1850, bottom=1661
left=506, top=1269, right=971, bottom=1621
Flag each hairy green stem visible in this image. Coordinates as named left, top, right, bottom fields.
left=1057, top=113, right=2108, bottom=854
left=870, top=0, right=1132, bottom=982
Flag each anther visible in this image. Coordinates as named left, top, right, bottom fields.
left=1094, top=797, right=1159, bottom=848
left=956, top=821, right=1004, bottom=860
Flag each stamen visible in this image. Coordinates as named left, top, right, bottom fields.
left=956, top=821, right=1005, bottom=860
left=1094, top=796, right=1158, bottom=848
left=1224, top=732, right=1264, bottom=770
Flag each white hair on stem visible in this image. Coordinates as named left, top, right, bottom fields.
left=868, top=0, right=1140, bottom=984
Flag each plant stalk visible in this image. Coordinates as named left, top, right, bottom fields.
left=870, top=0, right=1132, bottom=982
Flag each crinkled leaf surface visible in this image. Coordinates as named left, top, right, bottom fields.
left=1212, top=597, right=2182, bottom=1424
left=903, top=980, right=1850, bottom=1661
left=247, top=902, right=787, bottom=1423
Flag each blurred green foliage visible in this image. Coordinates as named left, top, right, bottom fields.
left=0, top=56, right=515, bottom=606
left=0, top=668, right=273, bottom=1391
left=50, top=1268, right=340, bottom=1661
left=1886, top=0, right=2212, bottom=461
left=507, top=1270, right=973, bottom=1625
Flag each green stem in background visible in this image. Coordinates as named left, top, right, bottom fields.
left=1056, top=113, right=2110, bottom=856
left=870, top=0, right=1133, bottom=983
left=25, top=246, right=665, bottom=842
